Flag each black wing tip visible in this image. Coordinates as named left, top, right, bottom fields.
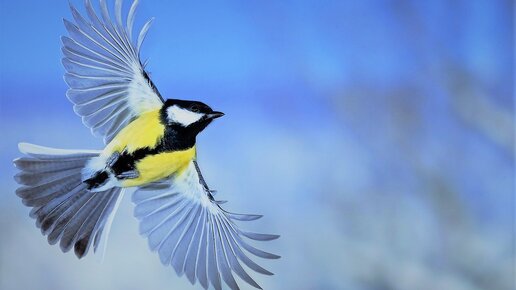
left=74, top=238, right=89, bottom=259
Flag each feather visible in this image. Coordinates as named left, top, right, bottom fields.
left=126, top=0, right=139, bottom=40
left=136, top=17, right=154, bottom=53
left=132, top=161, right=279, bottom=289
left=14, top=143, right=123, bottom=258
left=63, top=0, right=163, bottom=144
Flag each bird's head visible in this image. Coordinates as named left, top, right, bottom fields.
left=161, top=99, right=224, bottom=135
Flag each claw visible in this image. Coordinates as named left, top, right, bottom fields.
left=106, top=151, right=120, bottom=168
left=116, top=170, right=139, bottom=179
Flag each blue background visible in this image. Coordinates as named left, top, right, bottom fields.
left=0, top=1, right=513, bottom=289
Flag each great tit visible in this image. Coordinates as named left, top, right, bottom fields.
left=13, top=1, right=279, bottom=289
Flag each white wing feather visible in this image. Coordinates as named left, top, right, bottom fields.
left=62, top=0, right=163, bottom=144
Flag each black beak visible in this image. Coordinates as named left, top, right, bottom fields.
left=207, top=111, right=225, bottom=119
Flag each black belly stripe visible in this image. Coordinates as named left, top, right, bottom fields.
left=110, top=126, right=197, bottom=177
left=83, top=148, right=157, bottom=189
left=110, top=147, right=159, bottom=176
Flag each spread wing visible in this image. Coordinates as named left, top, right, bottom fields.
left=132, top=160, right=280, bottom=290
left=62, top=0, right=163, bottom=144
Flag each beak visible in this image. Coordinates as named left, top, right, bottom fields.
left=207, top=111, right=225, bottom=119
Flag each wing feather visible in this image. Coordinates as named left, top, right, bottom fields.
left=213, top=215, right=239, bottom=289
left=196, top=213, right=209, bottom=289
left=157, top=200, right=194, bottom=265
left=218, top=218, right=262, bottom=289
left=206, top=213, right=222, bottom=290
left=126, top=0, right=139, bottom=39
left=63, top=0, right=163, bottom=144
left=170, top=205, right=201, bottom=275
left=137, top=18, right=154, bottom=52
left=132, top=161, right=279, bottom=290
left=183, top=208, right=205, bottom=283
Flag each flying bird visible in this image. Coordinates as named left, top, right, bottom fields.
left=13, top=1, right=279, bottom=289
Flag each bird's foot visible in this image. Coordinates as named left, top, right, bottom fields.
left=106, top=151, right=120, bottom=168
left=116, top=170, right=139, bottom=180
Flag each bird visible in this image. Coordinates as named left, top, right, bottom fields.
left=12, top=1, right=279, bottom=289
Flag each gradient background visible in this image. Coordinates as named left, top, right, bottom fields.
left=0, top=1, right=514, bottom=290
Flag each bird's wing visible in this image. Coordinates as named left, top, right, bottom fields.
left=62, top=0, right=163, bottom=144
left=132, top=160, right=280, bottom=290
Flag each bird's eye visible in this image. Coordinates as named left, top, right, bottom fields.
left=191, top=105, right=200, bottom=113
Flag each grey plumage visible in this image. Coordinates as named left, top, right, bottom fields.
left=62, top=0, right=163, bottom=145
left=14, top=143, right=123, bottom=258
left=133, top=161, right=280, bottom=290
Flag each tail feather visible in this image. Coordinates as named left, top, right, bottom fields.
left=13, top=157, right=85, bottom=173
left=16, top=173, right=83, bottom=206
left=14, top=143, right=123, bottom=258
left=18, top=143, right=99, bottom=159
left=61, top=188, right=121, bottom=256
left=15, top=167, right=82, bottom=187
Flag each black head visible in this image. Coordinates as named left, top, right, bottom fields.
left=160, top=99, right=224, bottom=135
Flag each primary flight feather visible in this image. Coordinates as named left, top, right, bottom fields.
left=13, top=1, right=279, bottom=289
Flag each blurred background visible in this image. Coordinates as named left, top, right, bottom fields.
left=0, top=1, right=514, bottom=289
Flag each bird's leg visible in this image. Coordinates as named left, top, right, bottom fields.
left=106, top=151, right=120, bottom=168
left=116, top=170, right=140, bottom=179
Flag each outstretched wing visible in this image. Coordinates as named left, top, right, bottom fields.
left=132, top=160, right=280, bottom=290
left=62, top=0, right=163, bottom=144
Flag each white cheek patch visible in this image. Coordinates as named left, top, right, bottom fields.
left=167, top=105, right=204, bottom=126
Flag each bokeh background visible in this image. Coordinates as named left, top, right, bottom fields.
left=0, top=1, right=514, bottom=289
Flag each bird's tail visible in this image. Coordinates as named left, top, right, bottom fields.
left=13, top=143, right=124, bottom=259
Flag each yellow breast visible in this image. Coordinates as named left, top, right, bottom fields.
left=103, top=109, right=165, bottom=157
left=121, top=147, right=196, bottom=187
